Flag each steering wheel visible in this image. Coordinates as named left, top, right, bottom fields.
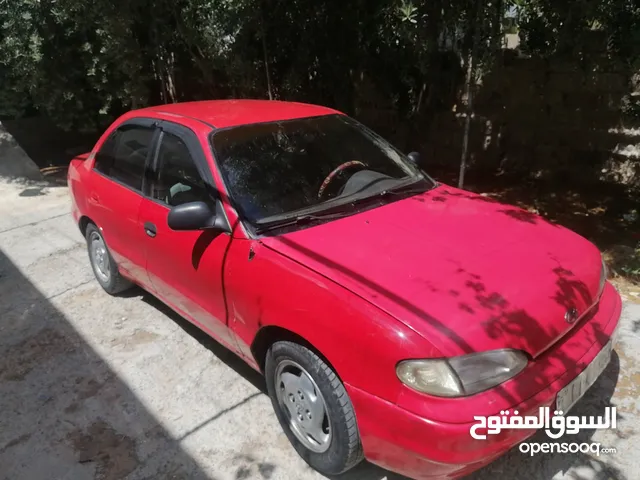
left=317, top=161, right=367, bottom=199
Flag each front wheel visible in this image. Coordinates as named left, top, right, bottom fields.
left=265, top=341, right=363, bottom=475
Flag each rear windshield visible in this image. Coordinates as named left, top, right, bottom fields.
left=210, top=114, right=429, bottom=223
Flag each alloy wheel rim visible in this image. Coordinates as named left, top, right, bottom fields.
left=90, top=232, right=111, bottom=283
left=275, top=359, right=332, bottom=453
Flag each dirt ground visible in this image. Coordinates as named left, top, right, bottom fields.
left=1, top=124, right=640, bottom=480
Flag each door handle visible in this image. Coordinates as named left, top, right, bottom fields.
left=144, top=222, right=157, bottom=238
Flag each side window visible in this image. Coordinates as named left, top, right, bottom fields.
left=152, top=132, right=210, bottom=207
left=93, top=133, right=117, bottom=174
left=94, top=125, right=154, bottom=191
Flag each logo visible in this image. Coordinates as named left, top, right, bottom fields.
left=565, top=307, right=579, bottom=324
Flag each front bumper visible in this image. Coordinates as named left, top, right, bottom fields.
left=347, top=282, right=622, bottom=479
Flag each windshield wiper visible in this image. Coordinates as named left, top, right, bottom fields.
left=254, top=181, right=433, bottom=234
left=378, top=181, right=432, bottom=197
left=347, top=181, right=430, bottom=205
left=255, top=209, right=354, bottom=233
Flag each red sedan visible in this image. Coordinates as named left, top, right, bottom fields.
left=67, top=100, right=621, bottom=479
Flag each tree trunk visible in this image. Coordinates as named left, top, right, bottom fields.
left=491, top=0, right=503, bottom=51
left=260, top=4, right=273, bottom=100
left=165, top=51, right=177, bottom=103
left=458, top=0, right=482, bottom=189
left=262, top=34, right=273, bottom=100
left=414, top=82, right=427, bottom=114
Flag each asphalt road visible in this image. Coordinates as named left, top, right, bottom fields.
left=1, top=177, right=639, bottom=480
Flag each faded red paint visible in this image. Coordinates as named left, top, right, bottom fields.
left=68, top=100, right=622, bottom=480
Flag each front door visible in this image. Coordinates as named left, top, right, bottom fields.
left=139, top=121, right=235, bottom=348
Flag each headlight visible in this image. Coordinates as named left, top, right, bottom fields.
left=599, top=256, right=608, bottom=296
left=396, top=349, right=528, bottom=397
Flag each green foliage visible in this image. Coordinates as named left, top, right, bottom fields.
left=514, top=0, right=640, bottom=62
left=0, top=0, right=37, bottom=117
left=1, top=0, right=639, bottom=131
left=397, top=1, right=419, bottom=24
left=621, top=243, right=640, bottom=278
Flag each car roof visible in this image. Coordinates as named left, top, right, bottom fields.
left=139, top=100, right=341, bottom=129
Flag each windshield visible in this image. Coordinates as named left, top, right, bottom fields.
left=210, top=114, right=433, bottom=225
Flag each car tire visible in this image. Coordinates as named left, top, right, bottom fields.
left=265, top=341, right=363, bottom=475
left=85, top=223, right=132, bottom=295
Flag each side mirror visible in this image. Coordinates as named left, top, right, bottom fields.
left=407, top=151, right=421, bottom=164
left=167, top=200, right=231, bottom=233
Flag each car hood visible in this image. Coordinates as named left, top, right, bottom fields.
left=260, top=184, right=603, bottom=358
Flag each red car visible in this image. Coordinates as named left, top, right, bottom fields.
left=68, top=100, right=622, bottom=479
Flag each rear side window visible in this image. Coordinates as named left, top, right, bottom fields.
left=151, top=132, right=210, bottom=206
left=94, top=125, right=154, bottom=191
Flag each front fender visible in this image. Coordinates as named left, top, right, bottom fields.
left=224, top=239, right=439, bottom=402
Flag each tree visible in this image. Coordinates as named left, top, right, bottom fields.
left=1, top=0, right=639, bottom=135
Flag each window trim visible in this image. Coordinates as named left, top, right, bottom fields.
left=147, top=120, right=217, bottom=209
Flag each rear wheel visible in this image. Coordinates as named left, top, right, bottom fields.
left=265, top=341, right=363, bottom=475
left=86, top=223, right=132, bottom=295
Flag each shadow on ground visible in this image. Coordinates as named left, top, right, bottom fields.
left=0, top=247, right=214, bottom=479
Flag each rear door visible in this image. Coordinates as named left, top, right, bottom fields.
left=88, top=118, right=159, bottom=286
left=139, top=120, right=236, bottom=348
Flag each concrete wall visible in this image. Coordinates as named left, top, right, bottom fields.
left=0, top=122, right=43, bottom=183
